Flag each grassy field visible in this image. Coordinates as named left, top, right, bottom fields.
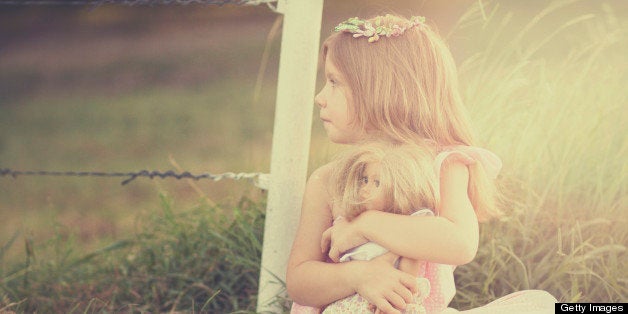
left=0, top=5, right=281, bottom=255
left=0, top=0, right=626, bottom=312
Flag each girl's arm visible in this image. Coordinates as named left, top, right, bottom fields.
left=287, top=165, right=417, bottom=312
left=322, top=159, right=479, bottom=265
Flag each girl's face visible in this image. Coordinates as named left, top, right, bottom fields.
left=358, top=162, right=389, bottom=212
left=315, top=56, right=366, bottom=144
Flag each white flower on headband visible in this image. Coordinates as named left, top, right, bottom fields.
left=334, top=15, right=426, bottom=43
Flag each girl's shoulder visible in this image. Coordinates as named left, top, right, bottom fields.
left=306, top=162, right=339, bottom=200
left=435, top=145, right=502, bottom=179
left=310, top=161, right=347, bottom=218
left=309, top=161, right=336, bottom=183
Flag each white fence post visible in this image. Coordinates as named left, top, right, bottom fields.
left=256, top=0, right=324, bottom=312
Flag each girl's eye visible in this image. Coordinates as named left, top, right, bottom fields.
left=374, top=180, right=380, bottom=187
left=329, top=79, right=336, bottom=88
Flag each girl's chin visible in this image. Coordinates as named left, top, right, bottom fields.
left=329, top=137, right=356, bottom=145
left=324, top=130, right=363, bottom=144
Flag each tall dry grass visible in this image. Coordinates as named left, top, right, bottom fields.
left=449, top=0, right=626, bottom=307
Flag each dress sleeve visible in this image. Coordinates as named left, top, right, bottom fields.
left=434, top=145, right=503, bottom=179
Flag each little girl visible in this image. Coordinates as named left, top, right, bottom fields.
left=287, top=14, right=556, bottom=314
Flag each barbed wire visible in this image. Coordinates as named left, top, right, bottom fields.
left=0, top=0, right=280, bottom=14
left=0, top=168, right=270, bottom=189
left=0, top=0, right=276, bottom=6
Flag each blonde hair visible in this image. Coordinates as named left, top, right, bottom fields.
left=323, top=14, right=502, bottom=221
left=331, top=141, right=438, bottom=221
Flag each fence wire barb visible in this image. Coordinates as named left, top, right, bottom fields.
left=0, top=168, right=269, bottom=189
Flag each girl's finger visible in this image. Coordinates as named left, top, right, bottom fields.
left=393, top=281, right=415, bottom=305
left=320, top=228, right=331, bottom=253
left=372, top=297, right=401, bottom=314
left=399, top=273, right=419, bottom=295
left=383, top=290, right=408, bottom=312
left=328, top=246, right=341, bottom=262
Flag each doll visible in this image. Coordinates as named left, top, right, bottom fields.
left=324, top=140, right=439, bottom=313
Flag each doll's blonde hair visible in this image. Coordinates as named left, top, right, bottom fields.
left=322, top=14, right=502, bottom=221
left=331, top=141, right=439, bottom=221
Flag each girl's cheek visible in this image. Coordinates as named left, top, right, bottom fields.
left=321, top=83, right=333, bottom=99
left=325, top=85, right=336, bottom=98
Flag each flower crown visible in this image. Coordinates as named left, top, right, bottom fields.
left=334, top=15, right=426, bottom=43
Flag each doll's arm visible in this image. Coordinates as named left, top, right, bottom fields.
left=323, top=160, right=479, bottom=265
left=287, top=165, right=417, bottom=312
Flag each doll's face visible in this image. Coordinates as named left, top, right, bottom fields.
left=358, top=162, right=389, bottom=212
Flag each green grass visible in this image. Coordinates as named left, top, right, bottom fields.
left=0, top=0, right=626, bottom=312
left=0, top=80, right=276, bottom=259
left=1, top=195, right=268, bottom=313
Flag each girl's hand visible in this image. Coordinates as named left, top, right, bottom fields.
left=352, top=253, right=418, bottom=314
left=321, top=216, right=368, bottom=262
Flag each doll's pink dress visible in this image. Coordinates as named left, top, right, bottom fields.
left=290, top=146, right=557, bottom=314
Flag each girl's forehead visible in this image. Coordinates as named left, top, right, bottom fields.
left=324, top=57, right=342, bottom=77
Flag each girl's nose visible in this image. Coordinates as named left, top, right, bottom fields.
left=315, top=91, right=326, bottom=108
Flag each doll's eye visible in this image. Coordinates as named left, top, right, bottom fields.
left=360, top=176, right=368, bottom=185
left=374, top=180, right=380, bottom=187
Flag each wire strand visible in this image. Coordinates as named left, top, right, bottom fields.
left=0, top=168, right=269, bottom=189
left=0, top=0, right=277, bottom=6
